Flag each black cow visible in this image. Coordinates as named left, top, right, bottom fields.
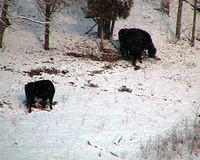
left=25, top=80, right=55, bottom=113
left=118, top=28, right=158, bottom=70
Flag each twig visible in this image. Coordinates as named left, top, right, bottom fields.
left=184, top=0, right=200, bottom=11
left=0, top=18, right=9, bottom=27
left=87, top=141, right=121, bottom=159
left=84, top=23, right=97, bottom=34
left=13, top=16, right=49, bottom=25
left=114, top=136, right=123, bottom=145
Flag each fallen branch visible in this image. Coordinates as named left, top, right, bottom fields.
left=84, top=23, right=98, bottom=34
left=13, top=16, right=50, bottom=25
left=0, top=18, right=9, bottom=27
left=87, top=141, right=120, bottom=159
left=184, top=0, right=200, bottom=11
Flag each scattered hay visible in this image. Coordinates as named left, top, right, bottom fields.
left=24, top=67, right=69, bottom=77
left=118, top=86, right=132, bottom=93
left=24, top=100, right=58, bottom=112
left=0, top=66, right=14, bottom=72
left=64, top=50, right=121, bottom=62
left=88, top=70, right=104, bottom=76
left=85, top=80, right=99, bottom=88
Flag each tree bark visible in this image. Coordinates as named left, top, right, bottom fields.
left=176, top=0, right=183, bottom=40
left=191, top=0, right=197, bottom=47
left=44, top=1, right=51, bottom=50
left=110, top=20, right=115, bottom=40
left=99, top=17, right=104, bottom=51
left=0, top=0, right=9, bottom=48
left=104, top=20, right=111, bottom=39
left=161, top=0, right=170, bottom=16
left=98, top=19, right=115, bottom=40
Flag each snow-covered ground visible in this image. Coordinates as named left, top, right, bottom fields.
left=0, top=0, right=200, bottom=160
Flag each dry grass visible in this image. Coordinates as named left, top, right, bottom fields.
left=140, top=107, right=200, bottom=160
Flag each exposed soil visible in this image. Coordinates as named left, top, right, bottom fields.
left=118, top=86, right=133, bottom=93
left=24, top=67, right=69, bottom=77
left=64, top=49, right=121, bottom=62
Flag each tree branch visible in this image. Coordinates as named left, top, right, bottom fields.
left=84, top=23, right=98, bottom=34
left=13, top=16, right=50, bottom=25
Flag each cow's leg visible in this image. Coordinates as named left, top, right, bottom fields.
left=138, top=54, right=142, bottom=63
left=129, top=48, right=141, bottom=70
left=49, top=96, right=53, bottom=110
left=131, top=54, right=140, bottom=70
left=26, top=97, right=33, bottom=113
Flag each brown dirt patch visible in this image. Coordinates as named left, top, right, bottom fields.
left=118, top=86, right=132, bottom=93
left=24, top=67, right=69, bottom=77
left=64, top=49, right=121, bottom=62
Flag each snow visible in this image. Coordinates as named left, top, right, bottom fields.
left=0, top=0, right=200, bottom=160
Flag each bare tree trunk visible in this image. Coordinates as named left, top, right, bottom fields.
left=98, top=21, right=101, bottom=38
left=0, top=0, right=10, bottom=48
left=176, top=0, right=183, bottom=40
left=98, top=19, right=111, bottom=39
left=44, top=2, right=51, bottom=50
left=99, top=17, right=104, bottom=52
left=161, top=0, right=170, bottom=16
left=110, top=20, right=115, bottom=40
left=191, top=0, right=197, bottom=47
left=104, top=20, right=111, bottom=39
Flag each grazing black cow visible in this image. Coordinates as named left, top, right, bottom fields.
left=25, top=80, right=55, bottom=113
left=118, top=28, right=158, bottom=70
